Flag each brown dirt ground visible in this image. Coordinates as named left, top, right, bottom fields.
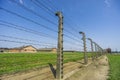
left=65, top=55, right=109, bottom=80
left=0, top=55, right=109, bottom=80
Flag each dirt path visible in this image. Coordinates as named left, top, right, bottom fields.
left=66, top=55, right=109, bottom=80
left=0, top=60, right=86, bottom=80
left=0, top=56, right=109, bottom=80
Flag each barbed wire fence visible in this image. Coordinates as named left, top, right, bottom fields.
left=0, top=0, right=105, bottom=80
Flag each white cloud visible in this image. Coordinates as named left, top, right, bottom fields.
left=104, top=0, right=111, bottom=7
left=19, top=0, right=24, bottom=4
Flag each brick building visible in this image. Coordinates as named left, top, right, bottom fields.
left=9, top=45, right=37, bottom=53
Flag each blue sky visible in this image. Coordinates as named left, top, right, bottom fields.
left=0, top=0, right=120, bottom=51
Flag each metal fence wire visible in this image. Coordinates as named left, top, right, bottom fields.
left=0, top=0, right=105, bottom=80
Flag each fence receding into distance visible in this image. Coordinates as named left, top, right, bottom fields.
left=0, top=0, right=105, bottom=80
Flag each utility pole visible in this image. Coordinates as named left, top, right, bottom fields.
left=79, top=32, right=88, bottom=64
left=97, top=44, right=101, bottom=57
left=56, top=12, right=63, bottom=80
left=93, top=42, right=97, bottom=58
left=88, top=38, right=94, bottom=61
left=98, top=45, right=102, bottom=56
left=97, top=45, right=101, bottom=57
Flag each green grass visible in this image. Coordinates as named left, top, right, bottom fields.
left=107, top=54, right=120, bottom=80
left=0, top=52, right=92, bottom=75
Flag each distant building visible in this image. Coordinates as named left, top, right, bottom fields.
left=37, top=48, right=57, bottom=53
left=0, top=48, right=9, bottom=53
left=9, top=45, right=37, bottom=53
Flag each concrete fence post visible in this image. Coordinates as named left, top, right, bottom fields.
left=79, top=32, right=88, bottom=64
left=56, top=12, right=63, bottom=80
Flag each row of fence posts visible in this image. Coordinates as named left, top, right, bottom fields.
left=55, top=12, right=105, bottom=80
left=79, top=32, right=104, bottom=64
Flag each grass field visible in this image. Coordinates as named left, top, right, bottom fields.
left=107, top=54, right=120, bottom=80
left=0, top=52, right=91, bottom=75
